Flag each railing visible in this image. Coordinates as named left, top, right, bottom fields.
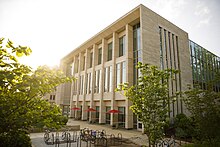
left=156, top=136, right=181, bottom=147
left=44, top=128, right=78, bottom=147
left=44, top=127, right=123, bottom=147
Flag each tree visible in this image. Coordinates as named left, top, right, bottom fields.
left=119, top=62, right=178, bottom=146
left=183, top=83, right=220, bottom=145
left=0, top=38, right=74, bottom=146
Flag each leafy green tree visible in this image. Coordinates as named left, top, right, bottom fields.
left=183, top=84, right=220, bottom=145
left=0, top=38, right=73, bottom=146
left=119, top=62, right=178, bottom=146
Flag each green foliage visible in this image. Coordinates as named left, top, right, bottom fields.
left=0, top=130, right=31, bottom=147
left=0, top=38, right=74, bottom=146
left=118, top=62, right=178, bottom=146
left=183, top=84, right=220, bottom=144
left=173, top=113, right=194, bottom=139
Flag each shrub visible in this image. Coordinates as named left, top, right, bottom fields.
left=174, top=113, right=194, bottom=139
left=0, top=130, right=31, bottom=147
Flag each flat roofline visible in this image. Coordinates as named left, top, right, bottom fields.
left=189, top=39, right=219, bottom=57
left=61, top=4, right=142, bottom=63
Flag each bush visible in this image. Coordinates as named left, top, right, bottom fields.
left=0, top=130, right=31, bottom=147
left=174, top=113, right=194, bottom=139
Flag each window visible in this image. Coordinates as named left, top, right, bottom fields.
left=109, top=66, right=112, bottom=92
left=82, top=56, right=86, bottom=70
left=98, top=48, right=102, bottom=65
left=133, top=23, right=141, bottom=85
left=89, top=73, right=92, bottom=94
left=119, top=36, right=125, bottom=57
left=104, top=67, right=109, bottom=92
left=122, top=61, right=126, bottom=83
left=95, top=106, right=100, bottom=123
left=159, top=27, right=164, bottom=70
left=80, top=75, right=84, bottom=95
left=90, top=52, right=93, bottom=68
left=86, top=73, right=90, bottom=94
left=95, top=70, right=101, bottom=93
left=75, top=57, right=79, bottom=73
left=104, top=66, right=113, bottom=92
left=116, top=63, right=121, bottom=88
left=50, top=95, right=55, bottom=100
left=73, top=79, right=78, bottom=95
left=118, top=107, right=125, bottom=128
left=106, top=106, right=111, bottom=124
left=116, top=62, right=126, bottom=88
left=107, top=42, right=112, bottom=61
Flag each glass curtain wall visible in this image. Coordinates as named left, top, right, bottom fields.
left=133, top=23, right=141, bottom=129
left=189, top=40, right=220, bottom=91
left=133, top=23, right=141, bottom=85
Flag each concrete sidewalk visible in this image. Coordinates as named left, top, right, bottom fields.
left=67, top=119, right=148, bottom=146
left=30, top=119, right=149, bottom=147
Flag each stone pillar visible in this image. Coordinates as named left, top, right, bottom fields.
left=89, top=46, right=96, bottom=122
left=125, top=24, right=133, bottom=129
left=99, top=38, right=107, bottom=124
left=69, top=59, right=75, bottom=118
left=110, top=32, right=118, bottom=126
left=75, top=54, right=81, bottom=119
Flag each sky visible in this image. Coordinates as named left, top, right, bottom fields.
left=0, top=0, right=219, bottom=69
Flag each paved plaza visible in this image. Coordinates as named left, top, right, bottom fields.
left=31, top=119, right=148, bottom=147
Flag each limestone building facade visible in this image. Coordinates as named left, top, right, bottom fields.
left=57, top=4, right=219, bottom=130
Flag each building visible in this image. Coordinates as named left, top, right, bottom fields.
left=43, top=92, right=56, bottom=104
left=189, top=40, right=220, bottom=91
left=57, top=4, right=220, bottom=130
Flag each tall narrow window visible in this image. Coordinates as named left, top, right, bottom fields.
left=119, top=36, right=125, bottom=57
left=89, top=73, right=92, bottom=94
left=95, top=70, right=100, bottom=93
left=71, top=63, right=74, bottom=75
left=90, top=52, right=93, bottom=68
left=80, top=75, right=84, bottom=95
left=73, top=79, right=77, bottom=95
left=87, top=73, right=91, bottom=94
left=116, top=63, right=121, bottom=88
left=159, top=27, right=164, bottom=70
left=86, top=73, right=88, bottom=94
left=122, top=61, right=126, bottom=83
left=109, top=66, right=112, bottom=92
left=133, top=23, right=141, bottom=85
left=106, top=106, right=111, bottom=124
left=75, top=57, right=79, bottom=73
left=107, top=42, right=112, bottom=61
left=95, top=106, right=99, bottom=122
left=82, top=56, right=86, bottom=70
left=79, top=76, right=81, bottom=94
left=118, top=107, right=125, bottom=128
left=98, top=48, right=102, bottom=65
left=104, top=67, right=109, bottom=92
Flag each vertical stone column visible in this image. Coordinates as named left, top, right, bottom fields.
left=99, top=38, right=107, bottom=124
left=91, top=44, right=97, bottom=121
left=125, top=24, right=133, bottom=129
left=110, top=32, right=118, bottom=126
left=69, top=58, right=75, bottom=118
left=76, top=54, right=82, bottom=119
left=81, top=52, right=87, bottom=120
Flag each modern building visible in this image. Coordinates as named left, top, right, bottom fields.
left=57, top=4, right=220, bottom=130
